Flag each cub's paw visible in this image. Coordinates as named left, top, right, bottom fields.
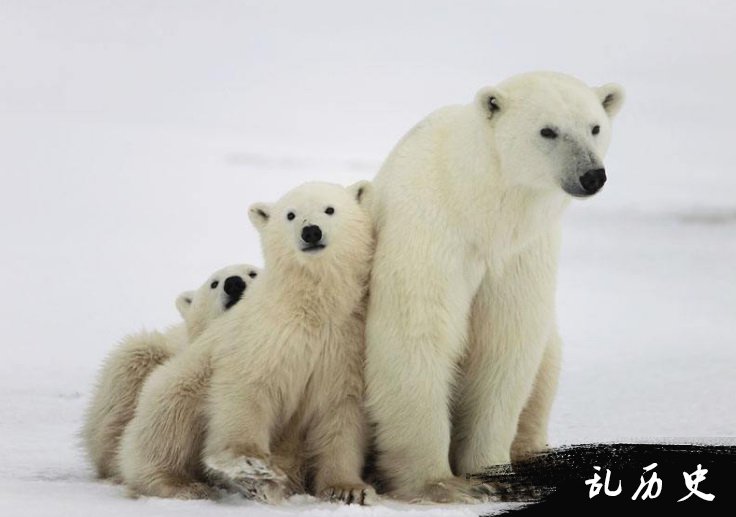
left=205, top=451, right=287, bottom=482
left=204, top=451, right=289, bottom=503
left=320, top=484, right=377, bottom=505
left=395, top=476, right=501, bottom=504
left=232, top=477, right=291, bottom=504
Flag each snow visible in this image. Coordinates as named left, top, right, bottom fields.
left=1, top=1, right=735, bottom=515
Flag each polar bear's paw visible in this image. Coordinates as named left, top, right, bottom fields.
left=396, top=476, right=501, bottom=504
left=319, top=484, right=378, bottom=505
left=231, top=477, right=290, bottom=504
left=205, top=451, right=287, bottom=481
left=204, top=451, right=289, bottom=503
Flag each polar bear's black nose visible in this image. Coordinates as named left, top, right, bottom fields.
left=301, top=225, right=323, bottom=244
left=579, top=168, right=606, bottom=194
left=223, top=276, right=246, bottom=297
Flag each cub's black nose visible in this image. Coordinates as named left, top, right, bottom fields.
left=301, top=225, right=323, bottom=244
left=579, top=168, right=607, bottom=194
left=223, top=276, right=246, bottom=297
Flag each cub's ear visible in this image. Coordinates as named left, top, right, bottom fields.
left=248, top=202, right=272, bottom=231
left=175, top=290, right=194, bottom=319
left=347, top=180, right=372, bottom=206
left=475, top=86, right=505, bottom=119
left=595, top=83, right=625, bottom=118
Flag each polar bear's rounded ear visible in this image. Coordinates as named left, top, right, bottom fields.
left=248, top=202, right=272, bottom=231
left=175, top=290, right=194, bottom=319
left=595, top=83, right=625, bottom=118
left=475, top=86, right=505, bottom=119
left=347, top=180, right=372, bottom=206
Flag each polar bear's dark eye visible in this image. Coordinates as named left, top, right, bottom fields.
left=249, top=271, right=257, bottom=278
left=325, top=207, right=335, bottom=215
left=210, top=280, right=219, bottom=289
left=592, top=125, right=600, bottom=135
left=540, top=128, right=558, bottom=139
left=287, top=212, right=295, bottom=221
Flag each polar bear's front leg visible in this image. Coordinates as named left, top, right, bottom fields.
left=365, top=239, right=490, bottom=502
left=305, top=322, right=376, bottom=505
left=511, top=332, right=561, bottom=462
left=452, top=236, right=559, bottom=475
left=307, top=396, right=376, bottom=505
left=203, top=373, right=288, bottom=503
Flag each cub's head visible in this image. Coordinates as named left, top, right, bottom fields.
left=248, top=181, right=373, bottom=272
left=475, top=71, right=624, bottom=197
left=175, top=263, right=261, bottom=339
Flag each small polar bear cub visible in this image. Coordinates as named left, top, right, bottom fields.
left=203, top=181, right=375, bottom=504
left=119, top=181, right=375, bottom=504
left=82, top=264, right=260, bottom=480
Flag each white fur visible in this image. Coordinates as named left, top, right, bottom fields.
left=120, top=181, right=377, bottom=505
left=82, top=263, right=260, bottom=481
left=364, top=71, right=624, bottom=501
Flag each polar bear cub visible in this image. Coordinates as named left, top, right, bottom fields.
left=82, top=264, right=260, bottom=480
left=120, top=181, right=375, bottom=504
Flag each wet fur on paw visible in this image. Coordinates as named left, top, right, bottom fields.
left=204, top=452, right=289, bottom=503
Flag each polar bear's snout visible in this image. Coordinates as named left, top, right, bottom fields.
left=223, top=275, right=246, bottom=309
left=562, top=163, right=608, bottom=198
left=301, top=224, right=326, bottom=252
left=579, top=168, right=606, bottom=195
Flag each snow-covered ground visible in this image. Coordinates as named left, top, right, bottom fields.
left=1, top=1, right=734, bottom=516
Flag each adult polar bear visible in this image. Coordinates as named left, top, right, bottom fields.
left=366, top=71, right=624, bottom=502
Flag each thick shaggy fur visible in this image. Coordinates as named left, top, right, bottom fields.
left=119, top=181, right=375, bottom=504
left=364, top=71, right=624, bottom=502
left=82, top=264, right=260, bottom=481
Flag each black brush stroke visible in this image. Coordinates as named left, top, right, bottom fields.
left=477, top=443, right=736, bottom=515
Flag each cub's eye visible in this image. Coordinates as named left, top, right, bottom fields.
left=540, top=128, right=558, bottom=139
left=325, top=207, right=335, bottom=215
left=210, top=280, right=219, bottom=289
left=592, top=125, right=600, bottom=135
left=287, top=212, right=295, bottom=221
left=248, top=271, right=257, bottom=278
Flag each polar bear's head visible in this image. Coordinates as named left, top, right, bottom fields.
left=175, top=263, right=261, bottom=339
left=475, top=71, right=624, bottom=197
left=247, top=181, right=373, bottom=272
